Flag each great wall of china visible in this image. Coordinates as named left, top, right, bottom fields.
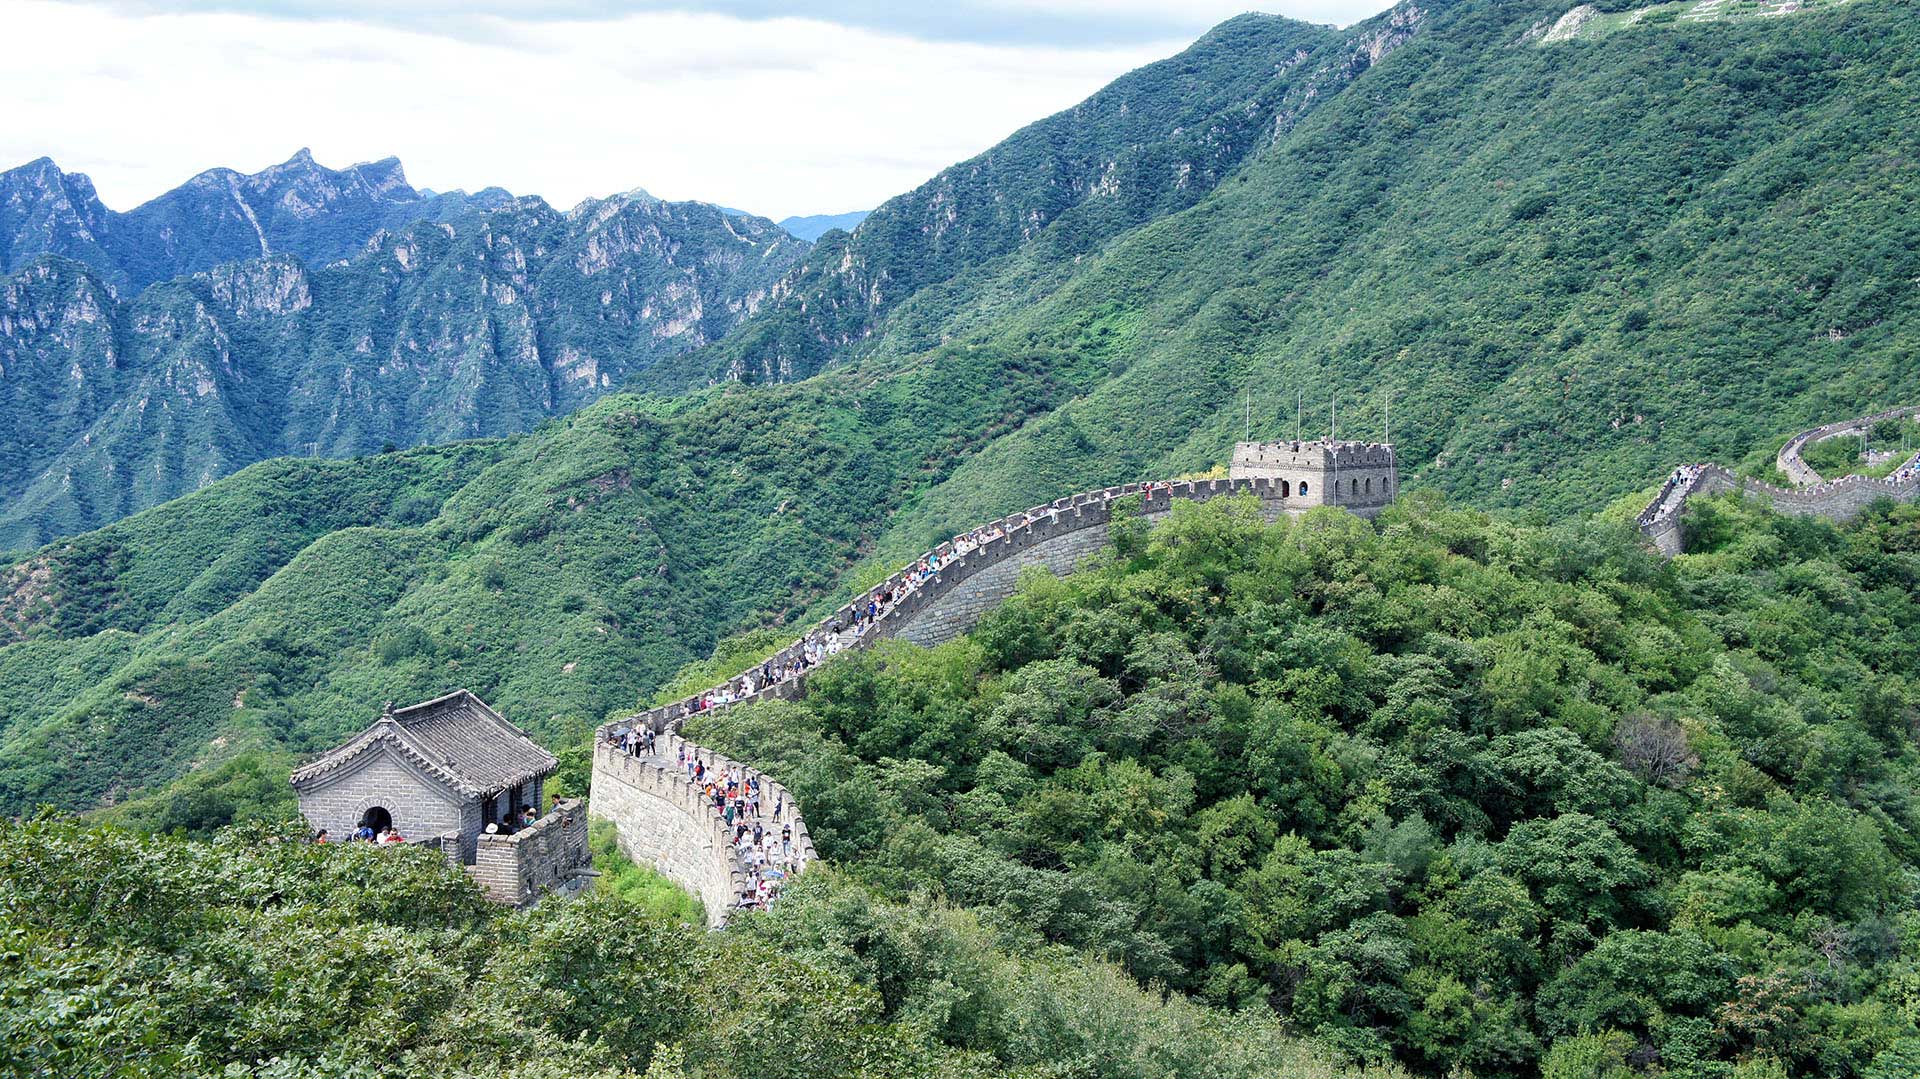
left=591, top=440, right=1397, bottom=924
left=591, top=414, right=1918, bottom=922
left=1637, top=406, right=1920, bottom=556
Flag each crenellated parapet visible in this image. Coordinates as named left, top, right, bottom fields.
left=591, top=733, right=815, bottom=925
left=591, top=450, right=1399, bottom=923
left=1638, top=408, right=1920, bottom=556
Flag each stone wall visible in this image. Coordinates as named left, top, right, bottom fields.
left=1776, top=405, right=1920, bottom=486
left=294, top=749, right=467, bottom=848
left=589, top=466, right=1402, bottom=923
left=1638, top=434, right=1920, bottom=556
left=590, top=734, right=815, bottom=926
left=470, top=797, right=591, bottom=907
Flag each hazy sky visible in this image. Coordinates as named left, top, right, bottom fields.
left=3, top=0, right=1396, bottom=219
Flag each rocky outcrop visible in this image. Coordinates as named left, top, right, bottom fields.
left=0, top=192, right=808, bottom=550
left=0, top=150, right=515, bottom=294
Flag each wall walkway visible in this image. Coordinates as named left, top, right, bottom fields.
left=590, top=475, right=1345, bottom=922
left=1638, top=407, right=1920, bottom=555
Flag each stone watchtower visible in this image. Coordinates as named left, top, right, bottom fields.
left=290, top=689, right=589, bottom=905
left=1228, top=439, right=1397, bottom=518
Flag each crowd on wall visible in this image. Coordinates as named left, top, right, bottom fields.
left=603, top=726, right=806, bottom=913
left=653, top=482, right=1187, bottom=722
left=602, top=480, right=1198, bottom=914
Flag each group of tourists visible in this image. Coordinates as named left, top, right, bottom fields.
left=616, top=724, right=659, bottom=758
left=310, top=825, right=406, bottom=844
left=484, top=804, right=542, bottom=836
left=699, top=754, right=801, bottom=912
left=661, top=495, right=1149, bottom=721
left=1646, top=464, right=1709, bottom=524
left=604, top=722, right=805, bottom=913
left=599, top=480, right=1197, bottom=913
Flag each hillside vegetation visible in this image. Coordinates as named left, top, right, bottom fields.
left=1, top=813, right=1400, bottom=1079
left=0, top=0, right=1915, bottom=837
left=687, top=493, right=1920, bottom=1078
left=806, top=0, right=1919, bottom=564
left=0, top=177, right=805, bottom=549
left=0, top=338, right=1109, bottom=812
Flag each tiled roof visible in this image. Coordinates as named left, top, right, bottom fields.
left=290, top=689, right=555, bottom=798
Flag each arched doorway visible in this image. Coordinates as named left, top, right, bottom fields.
left=358, top=806, right=393, bottom=836
left=1280, top=479, right=1292, bottom=497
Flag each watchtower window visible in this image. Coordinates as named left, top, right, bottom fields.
left=1299, top=481, right=1310, bottom=496
left=1365, top=478, right=1373, bottom=494
left=1280, top=480, right=1292, bottom=497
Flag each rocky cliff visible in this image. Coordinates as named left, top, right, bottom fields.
left=0, top=149, right=514, bottom=293
left=0, top=192, right=807, bottom=549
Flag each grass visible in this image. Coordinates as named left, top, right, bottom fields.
left=588, top=819, right=704, bottom=923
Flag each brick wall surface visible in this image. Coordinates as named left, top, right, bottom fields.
left=588, top=464, right=1396, bottom=925
left=471, top=798, right=590, bottom=906
left=295, top=750, right=465, bottom=843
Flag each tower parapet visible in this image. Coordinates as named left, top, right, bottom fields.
left=1229, top=439, right=1397, bottom=514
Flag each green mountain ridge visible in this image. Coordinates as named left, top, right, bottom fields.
left=4, top=0, right=1917, bottom=813
left=660, top=11, right=1397, bottom=388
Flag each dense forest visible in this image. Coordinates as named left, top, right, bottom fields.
left=683, top=494, right=1920, bottom=1078
left=15, top=492, right=1920, bottom=1078
left=5, top=0, right=1920, bottom=1072
left=0, top=813, right=1397, bottom=1079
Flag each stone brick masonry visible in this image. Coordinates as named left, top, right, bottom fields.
left=591, top=443, right=1396, bottom=923
left=470, top=798, right=591, bottom=906
left=1638, top=408, right=1919, bottom=556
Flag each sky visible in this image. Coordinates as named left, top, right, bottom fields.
left=2, top=0, right=1397, bottom=221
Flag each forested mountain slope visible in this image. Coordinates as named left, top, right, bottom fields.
left=0, top=193, right=805, bottom=549
left=0, top=149, right=512, bottom=293
left=691, top=493, right=1920, bottom=1078
left=819, top=0, right=1920, bottom=560
left=4, top=0, right=1917, bottom=815
left=0, top=338, right=1108, bottom=811
left=660, top=11, right=1415, bottom=385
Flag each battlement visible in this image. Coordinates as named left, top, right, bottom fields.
left=1228, top=439, right=1397, bottom=506
left=1232, top=439, right=1396, bottom=471
left=1637, top=406, right=1920, bottom=555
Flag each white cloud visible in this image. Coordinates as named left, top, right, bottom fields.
left=0, top=0, right=1393, bottom=219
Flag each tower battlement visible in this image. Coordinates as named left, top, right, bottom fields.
left=1228, top=440, right=1397, bottom=513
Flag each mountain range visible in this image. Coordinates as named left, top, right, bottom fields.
left=771, top=210, right=871, bottom=242
left=3, top=0, right=1917, bottom=813
left=0, top=148, right=517, bottom=294
left=0, top=157, right=809, bottom=548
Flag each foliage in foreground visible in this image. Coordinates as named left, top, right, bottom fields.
left=688, top=494, right=1920, bottom=1078
left=0, top=815, right=1391, bottom=1079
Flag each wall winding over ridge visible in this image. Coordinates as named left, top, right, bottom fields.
left=1775, top=405, right=1920, bottom=487
left=591, top=474, right=1364, bottom=922
left=1639, top=408, right=1920, bottom=556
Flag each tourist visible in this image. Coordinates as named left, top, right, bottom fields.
left=312, top=828, right=330, bottom=844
